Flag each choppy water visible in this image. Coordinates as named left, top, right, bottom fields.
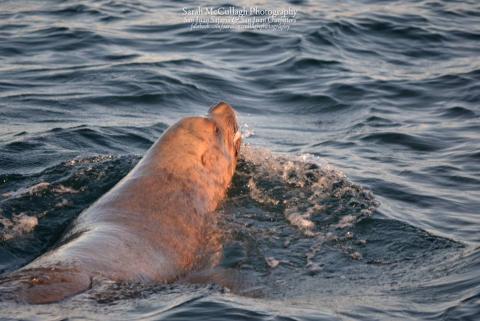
left=1, top=0, right=479, bottom=320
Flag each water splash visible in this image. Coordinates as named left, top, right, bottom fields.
left=220, top=145, right=380, bottom=278
left=241, top=123, right=255, bottom=139
left=238, top=146, right=378, bottom=236
left=2, top=182, right=51, bottom=199
left=0, top=212, right=38, bottom=241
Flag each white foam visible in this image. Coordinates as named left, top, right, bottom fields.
left=241, top=123, right=255, bottom=138
left=336, top=215, right=356, bottom=229
left=53, top=184, right=79, bottom=194
left=247, top=178, right=280, bottom=206
left=2, top=182, right=50, bottom=199
left=238, top=146, right=378, bottom=236
left=0, top=212, right=38, bottom=241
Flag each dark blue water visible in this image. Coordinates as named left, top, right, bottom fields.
left=1, top=0, right=479, bottom=320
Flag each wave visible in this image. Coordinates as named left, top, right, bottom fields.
left=360, top=132, right=447, bottom=152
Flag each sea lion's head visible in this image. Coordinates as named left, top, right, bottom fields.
left=208, top=101, right=241, bottom=160
left=201, top=102, right=241, bottom=182
left=142, top=102, right=241, bottom=192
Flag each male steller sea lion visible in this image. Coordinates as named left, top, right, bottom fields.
left=0, top=102, right=241, bottom=304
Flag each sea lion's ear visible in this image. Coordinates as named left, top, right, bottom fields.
left=201, top=152, right=217, bottom=167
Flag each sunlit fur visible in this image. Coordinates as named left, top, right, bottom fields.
left=0, top=102, right=241, bottom=304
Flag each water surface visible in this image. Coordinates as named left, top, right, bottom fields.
left=0, top=0, right=479, bottom=320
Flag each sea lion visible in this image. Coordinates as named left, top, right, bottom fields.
left=0, top=102, right=241, bottom=304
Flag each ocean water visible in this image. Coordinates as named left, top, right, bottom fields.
left=0, top=0, right=479, bottom=320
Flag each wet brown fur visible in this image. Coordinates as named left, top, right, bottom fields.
left=0, top=102, right=241, bottom=304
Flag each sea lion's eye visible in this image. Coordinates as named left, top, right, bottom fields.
left=215, top=126, right=221, bottom=135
